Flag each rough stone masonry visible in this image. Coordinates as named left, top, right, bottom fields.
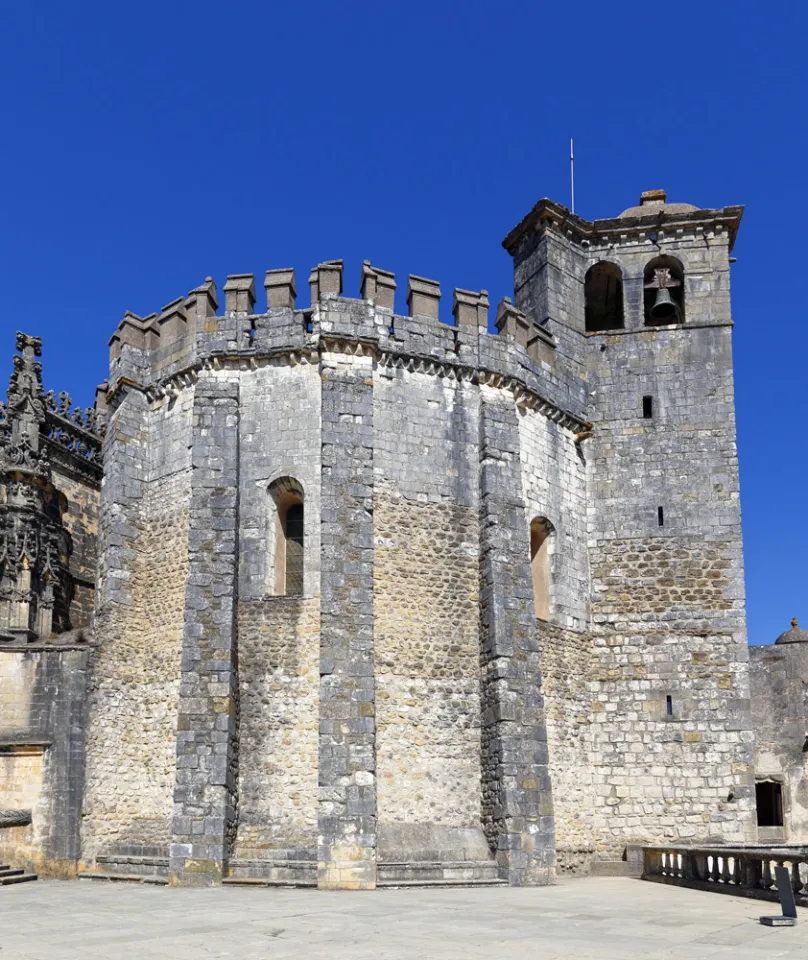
left=0, top=190, right=781, bottom=887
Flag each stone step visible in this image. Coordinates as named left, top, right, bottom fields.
left=377, top=878, right=508, bottom=888
left=0, top=872, right=37, bottom=886
left=588, top=860, right=635, bottom=878
left=227, top=859, right=317, bottom=884
left=0, top=868, right=25, bottom=878
left=77, top=871, right=168, bottom=885
left=96, top=855, right=169, bottom=878
left=222, top=876, right=317, bottom=888
left=378, top=860, right=502, bottom=884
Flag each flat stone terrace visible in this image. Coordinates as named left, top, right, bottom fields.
left=2, top=879, right=808, bottom=959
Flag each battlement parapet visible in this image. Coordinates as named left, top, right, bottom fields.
left=309, top=260, right=343, bottom=302
left=496, top=297, right=556, bottom=368
left=360, top=261, right=395, bottom=310
left=264, top=269, right=296, bottom=310
left=105, top=257, right=580, bottom=419
left=453, top=288, right=489, bottom=332
left=406, top=275, right=441, bottom=320
left=187, top=277, right=218, bottom=318
left=223, top=274, right=256, bottom=315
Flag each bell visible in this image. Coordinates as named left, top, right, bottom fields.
left=650, top=286, right=680, bottom=322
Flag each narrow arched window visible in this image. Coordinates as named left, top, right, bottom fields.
left=644, top=255, right=685, bottom=326
left=585, top=262, right=624, bottom=332
left=269, top=477, right=305, bottom=596
left=284, top=502, right=304, bottom=595
left=530, top=517, right=554, bottom=621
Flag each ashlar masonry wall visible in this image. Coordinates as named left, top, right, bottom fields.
left=0, top=646, right=91, bottom=877
left=749, top=642, right=808, bottom=843
left=81, top=385, right=192, bottom=864
left=517, top=406, right=595, bottom=871
left=373, top=366, right=483, bottom=858
left=585, top=324, right=755, bottom=856
left=235, top=360, right=321, bottom=859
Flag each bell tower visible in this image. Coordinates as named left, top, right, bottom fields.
left=503, top=190, right=757, bottom=857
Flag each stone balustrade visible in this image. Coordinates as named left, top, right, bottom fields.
left=643, top=844, right=808, bottom=907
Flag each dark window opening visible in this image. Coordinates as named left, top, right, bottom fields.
left=269, top=477, right=305, bottom=597
left=756, top=781, right=784, bottom=827
left=585, top=262, right=624, bottom=332
left=657, top=506, right=664, bottom=526
left=643, top=395, right=654, bottom=419
left=666, top=695, right=673, bottom=717
left=284, top=502, right=304, bottom=596
left=644, top=256, right=685, bottom=326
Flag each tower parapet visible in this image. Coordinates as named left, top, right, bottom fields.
left=104, top=256, right=587, bottom=426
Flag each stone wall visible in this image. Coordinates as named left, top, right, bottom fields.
left=81, top=388, right=191, bottom=863
left=235, top=597, right=319, bottom=856
left=536, top=620, right=596, bottom=873
left=0, top=646, right=91, bottom=877
left=318, top=341, right=377, bottom=889
left=749, top=642, right=808, bottom=842
left=169, top=378, right=240, bottom=886
left=374, top=368, right=482, bottom=853
left=235, top=360, right=322, bottom=857
left=584, top=324, right=755, bottom=857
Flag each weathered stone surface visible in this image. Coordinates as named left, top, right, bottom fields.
left=4, top=191, right=787, bottom=889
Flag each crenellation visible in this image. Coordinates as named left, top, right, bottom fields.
left=223, top=273, right=256, bottom=316
left=157, top=297, right=189, bottom=342
left=361, top=261, right=396, bottom=310
left=264, top=268, right=297, bottom=310
left=452, top=287, right=489, bottom=332
left=406, top=274, right=441, bottom=319
left=186, top=276, right=218, bottom=319
left=495, top=296, right=531, bottom=348
left=309, top=259, right=343, bottom=303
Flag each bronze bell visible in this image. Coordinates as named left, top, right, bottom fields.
left=650, top=286, right=680, bottom=322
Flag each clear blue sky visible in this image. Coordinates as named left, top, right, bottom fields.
left=0, top=2, right=804, bottom=645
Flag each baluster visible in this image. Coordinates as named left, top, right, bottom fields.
left=790, top=860, right=803, bottom=897
left=761, top=859, right=774, bottom=890
left=693, top=854, right=707, bottom=882
left=707, top=855, right=718, bottom=883
left=746, top=855, right=763, bottom=891
left=676, top=853, right=684, bottom=879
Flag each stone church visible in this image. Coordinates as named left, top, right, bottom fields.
left=1, top=190, right=804, bottom=889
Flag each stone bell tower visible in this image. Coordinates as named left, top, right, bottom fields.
left=504, top=189, right=757, bottom=856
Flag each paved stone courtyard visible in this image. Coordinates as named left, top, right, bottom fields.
left=1, top=878, right=807, bottom=959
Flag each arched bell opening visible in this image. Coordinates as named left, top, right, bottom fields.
left=584, top=262, right=624, bottom=332
left=644, top=255, right=685, bottom=326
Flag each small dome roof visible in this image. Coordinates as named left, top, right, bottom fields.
left=618, top=201, right=699, bottom=219
left=775, top=618, right=808, bottom=645
left=617, top=189, right=699, bottom=219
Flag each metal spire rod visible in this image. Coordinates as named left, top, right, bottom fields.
left=570, top=138, right=575, bottom=214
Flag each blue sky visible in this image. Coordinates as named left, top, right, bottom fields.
left=0, top=1, right=804, bottom=644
